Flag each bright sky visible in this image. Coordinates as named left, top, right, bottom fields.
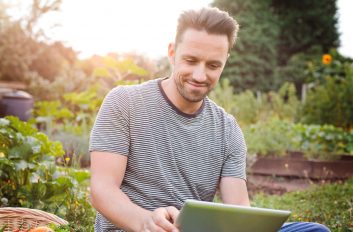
left=337, top=0, right=353, bottom=58
left=7, top=0, right=353, bottom=59
left=41, top=0, right=213, bottom=59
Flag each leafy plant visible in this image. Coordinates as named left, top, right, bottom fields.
left=242, top=118, right=353, bottom=159
left=292, top=124, right=353, bottom=159
left=301, top=50, right=353, bottom=131
left=243, top=118, right=296, bottom=157
left=0, top=116, right=95, bottom=231
left=33, top=86, right=103, bottom=167
left=210, top=80, right=299, bottom=127
left=209, top=78, right=239, bottom=116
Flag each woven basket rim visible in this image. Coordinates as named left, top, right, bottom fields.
left=0, top=207, right=68, bottom=231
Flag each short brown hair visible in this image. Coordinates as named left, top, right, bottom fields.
left=175, top=7, right=239, bottom=52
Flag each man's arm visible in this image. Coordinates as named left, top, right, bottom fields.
left=219, top=177, right=250, bottom=206
left=90, top=151, right=179, bottom=232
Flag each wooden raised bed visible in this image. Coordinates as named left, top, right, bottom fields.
left=249, top=152, right=353, bottom=179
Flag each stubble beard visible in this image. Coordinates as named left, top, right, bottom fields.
left=174, top=75, right=212, bottom=103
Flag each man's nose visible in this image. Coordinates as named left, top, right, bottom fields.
left=193, top=64, right=207, bottom=82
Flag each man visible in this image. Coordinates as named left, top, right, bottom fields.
left=89, top=7, right=330, bottom=232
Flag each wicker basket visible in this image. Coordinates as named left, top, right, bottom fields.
left=0, top=207, right=68, bottom=231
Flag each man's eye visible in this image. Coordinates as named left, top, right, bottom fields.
left=208, top=64, right=220, bottom=69
left=186, top=59, right=196, bottom=64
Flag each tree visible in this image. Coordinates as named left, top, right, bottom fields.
left=212, top=0, right=340, bottom=93
left=212, top=0, right=279, bottom=93
left=273, top=0, right=339, bottom=66
left=0, top=0, right=79, bottom=85
left=0, top=22, right=38, bottom=82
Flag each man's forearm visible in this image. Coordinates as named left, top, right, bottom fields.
left=91, top=181, right=150, bottom=232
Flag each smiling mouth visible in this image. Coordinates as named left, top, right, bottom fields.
left=186, top=81, right=208, bottom=88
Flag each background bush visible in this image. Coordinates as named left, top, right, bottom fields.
left=0, top=116, right=95, bottom=231
left=301, top=50, right=353, bottom=130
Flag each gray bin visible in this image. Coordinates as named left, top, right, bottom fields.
left=0, top=89, right=34, bottom=121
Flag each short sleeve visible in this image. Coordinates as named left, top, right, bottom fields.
left=221, top=115, right=247, bottom=180
left=89, top=87, right=130, bottom=156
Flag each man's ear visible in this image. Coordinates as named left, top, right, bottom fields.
left=168, top=43, right=175, bottom=65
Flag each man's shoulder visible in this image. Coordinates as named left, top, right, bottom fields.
left=205, top=97, right=236, bottom=123
left=107, top=78, right=160, bottom=99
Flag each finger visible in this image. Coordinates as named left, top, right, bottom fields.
left=165, top=206, right=180, bottom=223
left=153, top=208, right=179, bottom=231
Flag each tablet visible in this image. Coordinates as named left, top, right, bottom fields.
left=176, top=199, right=291, bottom=232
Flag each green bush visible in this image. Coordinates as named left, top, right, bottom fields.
left=33, top=86, right=103, bottom=167
left=252, top=178, right=353, bottom=232
left=301, top=50, right=353, bottom=131
left=293, top=124, right=353, bottom=159
left=0, top=116, right=95, bottom=231
left=243, top=118, right=296, bottom=157
left=210, top=80, right=300, bottom=127
left=243, top=119, right=353, bottom=159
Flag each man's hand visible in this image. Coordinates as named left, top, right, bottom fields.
left=141, top=206, right=180, bottom=232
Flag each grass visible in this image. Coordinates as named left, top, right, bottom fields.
left=251, top=177, right=353, bottom=232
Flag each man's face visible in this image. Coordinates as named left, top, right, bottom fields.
left=168, top=29, right=229, bottom=103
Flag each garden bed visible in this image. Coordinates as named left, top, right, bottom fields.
left=249, top=152, right=353, bottom=179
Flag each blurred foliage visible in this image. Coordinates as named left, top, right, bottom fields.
left=243, top=119, right=353, bottom=159
left=0, top=0, right=65, bottom=83
left=210, top=79, right=300, bottom=127
left=88, top=53, right=151, bottom=87
left=209, top=78, right=238, bottom=116
left=0, top=116, right=95, bottom=231
left=213, top=0, right=339, bottom=93
left=243, top=118, right=295, bottom=157
left=0, top=1, right=159, bottom=103
left=33, top=87, right=104, bottom=167
left=272, top=0, right=339, bottom=66
left=293, top=124, right=353, bottom=159
left=0, top=21, right=38, bottom=83
left=301, top=50, right=353, bottom=130
left=252, top=177, right=353, bottom=232
left=274, top=46, right=322, bottom=97
left=155, top=56, right=171, bottom=78
left=212, top=0, right=279, bottom=92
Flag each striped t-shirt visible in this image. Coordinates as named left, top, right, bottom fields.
left=89, top=78, right=247, bottom=232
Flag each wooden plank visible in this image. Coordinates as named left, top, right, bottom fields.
left=249, top=156, right=353, bottom=179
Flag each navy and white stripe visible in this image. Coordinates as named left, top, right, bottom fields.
left=89, top=78, right=247, bottom=232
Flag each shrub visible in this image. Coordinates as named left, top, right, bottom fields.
left=210, top=79, right=300, bottom=127
left=243, top=118, right=296, bottom=157
left=292, top=124, right=353, bottom=159
left=301, top=50, right=353, bottom=131
left=33, top=87, right=103, bottom=167
left=0, top=116, right=95, bottom=231
left=243, top=119, right=353, bottom=159
left=209, top=79, right=238, bottom=117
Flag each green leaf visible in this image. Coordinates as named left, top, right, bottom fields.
left=26, top=136, right=41, bottom=153
left=70, top=169, right=90, bottom=183
left=56, top=176, right=74, bottom=187
left=9, top=144, right=32, bottom=159
left=15, top=160, right=28, bottom=171
left=0, top=118, right=10, bottom=127
left=29, top=172, right=40, bottom=183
